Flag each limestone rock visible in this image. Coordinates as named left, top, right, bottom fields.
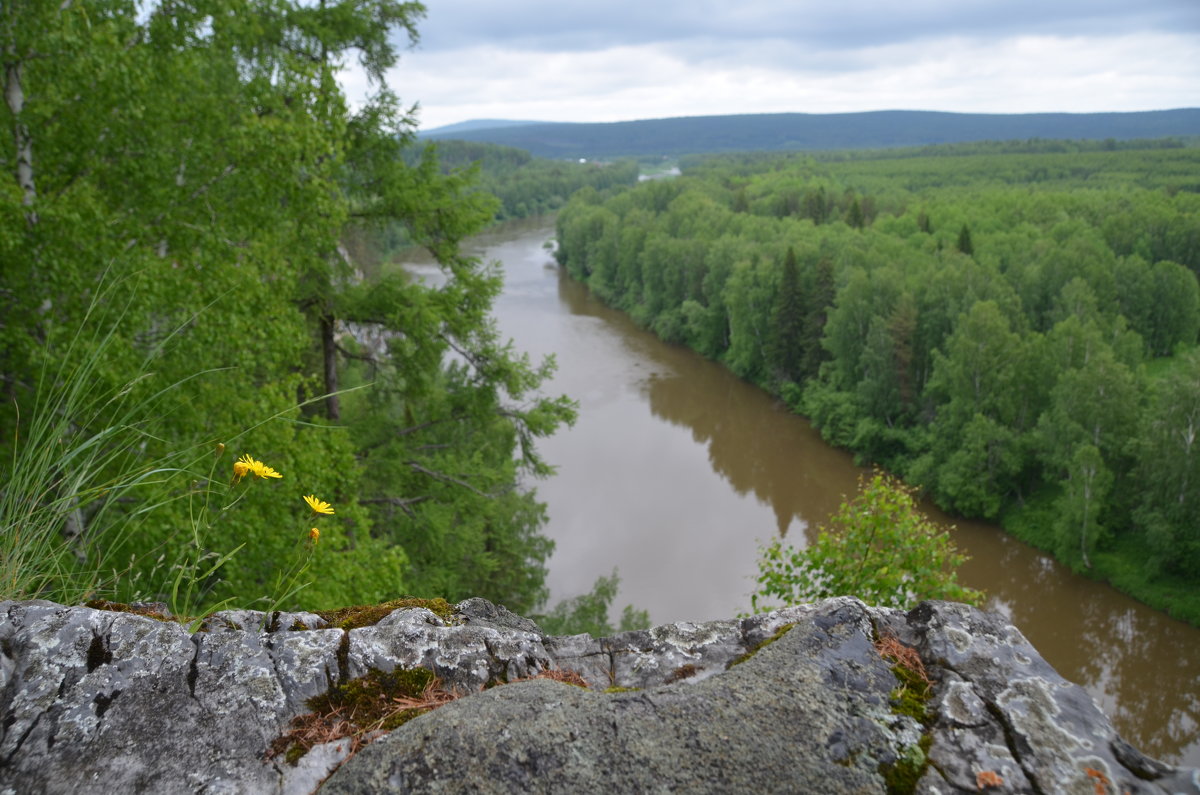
left=0, top=597, right=1193, bottom=794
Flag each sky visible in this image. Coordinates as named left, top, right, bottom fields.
left=341, top=0, right=1200, bottom=132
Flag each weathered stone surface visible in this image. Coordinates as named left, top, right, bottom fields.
left=325, top=598, right=917, bottom=794
left=0, top=596, right=1193, bottom=794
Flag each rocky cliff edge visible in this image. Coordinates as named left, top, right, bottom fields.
left=0, top=596, right=1195, bottom=794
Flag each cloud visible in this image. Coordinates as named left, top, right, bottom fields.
left=391, top=31, right=1200, bottom=128
left=413, top=0, right=1199, bottom=53
left=343, top=1, right=1200, bottom=128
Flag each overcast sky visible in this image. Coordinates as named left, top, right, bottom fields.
left=344, top=1, right=1200, bottom=131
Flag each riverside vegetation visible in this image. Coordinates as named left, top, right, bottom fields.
left=555, top=142, right=1200, bottom=624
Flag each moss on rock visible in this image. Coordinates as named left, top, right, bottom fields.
left=312, top=597, right=457, bottom=629
left=84, top=600, right=176, bottom=623
left=728, top=622, right=796, bottom=668
left=270, top=666, right=450, bottom=765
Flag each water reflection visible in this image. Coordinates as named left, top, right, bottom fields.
left=646, top=370, right=853, bottom=538
left=450, top=216, right=1200, bottom=766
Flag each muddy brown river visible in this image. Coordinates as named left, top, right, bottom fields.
left=399, top=216, right=1199, bottom=766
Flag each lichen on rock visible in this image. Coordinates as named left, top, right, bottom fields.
left=0, top=596, right=1194, bottom=794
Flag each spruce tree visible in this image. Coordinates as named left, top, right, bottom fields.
left=957, top=223, right=975, bottom=256
left=768, top=247, right=806, bottom=384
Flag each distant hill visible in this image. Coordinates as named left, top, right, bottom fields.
left=421, top=109, right=1200, bottom=159
left=420, top=119, right=548, bottom=136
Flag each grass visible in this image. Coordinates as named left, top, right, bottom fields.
left=0, top=271, right=336, bottom=618
left=0, top=277, right=191, bottom=605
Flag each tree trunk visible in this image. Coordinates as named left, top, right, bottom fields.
left=3, top=59, right=37, bottom=223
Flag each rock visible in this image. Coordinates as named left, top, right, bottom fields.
left=324, top=598, right=917, bottom=794
left=0, top=597, right=1193, bottom=794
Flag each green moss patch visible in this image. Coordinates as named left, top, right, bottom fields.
left=311, top=597, right=457, bottom=630
left=874, top=632, right=935, bottom=793
left=84, top=600, right=176, bottom=623
left=728, top=622, right=796, bottom=668
left=888, top=664, right=932, bottom=723
left=269, top=666, right=459, bottom=765
left=881, top=733, right=933, bottom=794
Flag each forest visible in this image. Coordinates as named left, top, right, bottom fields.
left=555, top=142, right=1200, bottom=624
left=0, top=0, right=600, bottom=624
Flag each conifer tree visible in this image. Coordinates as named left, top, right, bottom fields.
left=768, top=247, right=806, bottom=384
left=956, top=223, right=975, bottom=256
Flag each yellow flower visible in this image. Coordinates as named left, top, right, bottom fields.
left=303, top=494, right=334, bottom=515
left=257, top=463, right=283, bottom=479
left=235, top=453, right=282, bottom=481
left=309, top=527, right=320, bottom=543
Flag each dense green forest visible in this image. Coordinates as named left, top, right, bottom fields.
left=0, top=0, right=583, bottom=619
left=425, top=109, right=1200, bottom=159
left=555, top=142, right=1200, bottom=623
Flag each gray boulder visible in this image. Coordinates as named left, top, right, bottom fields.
left=0, top=596, right=1192, bottom=794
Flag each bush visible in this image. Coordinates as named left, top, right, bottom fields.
left=750, top=471, right=983, bottom=611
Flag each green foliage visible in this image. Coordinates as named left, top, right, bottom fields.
left=533, top=571, right=652, bottom=637
left=751, top=472, right=982, bottom=611
left=0, top=0, right=574, bottom=616
left=767, top=247, right=806, bottom=385
left=0, top=278, right=181, bottom=604
left=1134, top=349, right=1200, bottom=579
left=955, top=223, right=974, bottom=256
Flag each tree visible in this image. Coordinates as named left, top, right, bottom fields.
left=1134, top=350, right=1200, bottom=578
left=750, top=471, right=982, bottom=611
left=1056, top=444, right=1111, bottom=570
left=1038, top=344, right=1138, bottom=471
left=800, top=256, right=835, bottom=381
left=926, top=301, right=1025, bottom=427
left=846, top=197, right=865, bottom=229
left=0, top=0, right=575, bottom=613
left=917, top=209, right=932, bottom=234
left=956, top=223, right=974, bottom=256
left=916, top=301, right=1032, bottom=515
left=533, top=571, right=651, bottom=636
left=767, top=247, right=806, bottom=384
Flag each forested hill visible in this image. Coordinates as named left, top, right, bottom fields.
left=422, top=109, right=1200, bottom=159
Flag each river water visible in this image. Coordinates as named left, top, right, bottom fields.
left=399, top=215, right=1199, bottom=766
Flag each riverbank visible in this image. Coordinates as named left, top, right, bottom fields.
left=1004, top=493, right=1200, bottom=626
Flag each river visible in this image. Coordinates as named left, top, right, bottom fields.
left=399, top=215, right=1199, bottom=766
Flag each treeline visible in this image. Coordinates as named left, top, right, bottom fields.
left=690, top=135, right=1198, bottom=165
left=0, top=0, right=574, bottom=616
left=429, top=141, right=640, bottom=221
left=424, top=109, right=1200, bottom=159
left=555, top=144, right=1200, bottom=623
